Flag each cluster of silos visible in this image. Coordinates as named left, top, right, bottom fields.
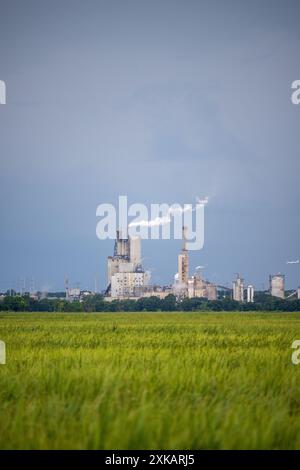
left=232, top=273, right=288, bottom=302
left=233, top=275, right=244, bottom=302
left=232, top=274, right=254, bottom=302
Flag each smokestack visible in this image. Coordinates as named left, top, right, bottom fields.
left=178, top=226, right=189, bottom=285
left=114, top=230, right=120, bottom=256
left=182, top=226, right=188, bottom=251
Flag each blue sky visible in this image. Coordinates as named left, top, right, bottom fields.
left=0, top=0, right=300, bottom=291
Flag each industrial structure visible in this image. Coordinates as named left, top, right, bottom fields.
left=173, top=226, right=217, bottom=300
left=107, top=230, right=149, bottom=299
left=187, top=273, right=217, bottom=300
left=269, top=274, right=285, bottom=299
left=178, top=226, right=189, bottom=286
left=64, top=276, right=93, bottom=302
left=143, top=285, right=173, bottom=299
left=174, top=226, right=190, bottom=298
left=105, top=227, right=218, bottom=301
left=65, top=276, right=81, bottom=302
left=247, top=285, right=254, bottom=303
left=233, top=274, right=244, bottom=302
left=101, top=226, right=299, bottom=305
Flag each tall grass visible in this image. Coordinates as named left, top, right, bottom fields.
left=0, top=312, right=300, bottom=449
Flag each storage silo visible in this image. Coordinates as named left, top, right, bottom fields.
left=269, top=274, right=285, bottom=299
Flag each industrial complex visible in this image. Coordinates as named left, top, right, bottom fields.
left=103, top=226, right=218, bottom=302
left=99, top=227, right=299, bottom=303
left=1, top=228, right=299, bottom=305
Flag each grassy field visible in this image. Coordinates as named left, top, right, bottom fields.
left=0, top=311, right=300, bottom=449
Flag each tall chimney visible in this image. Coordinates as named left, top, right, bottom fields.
left=178, top=226, right=189, bottom=285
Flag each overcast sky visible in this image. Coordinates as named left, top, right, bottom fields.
left=0, top=0, right=300, bottom=292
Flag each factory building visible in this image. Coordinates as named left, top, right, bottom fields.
left=247, top=285, right=254, bottom=303
left=233, top=274, right=244, bottom=302
left=187, top=274, right=217, bottom=300
left=173, top=226, right=217, bottom=300
left=107, top=230, right=148, bottom=299
left=66, top=287, right=81, bottom=302
left=142, top=285, right=173, bottom=299
left=111, top=271, right=148, bottom=298
left=269, top=274, right=285, bottom=299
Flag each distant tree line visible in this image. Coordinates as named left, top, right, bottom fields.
left=0, top=293, right=300, bottom=312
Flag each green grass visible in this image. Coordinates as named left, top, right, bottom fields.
left=0, top=311, right=300, bottom=449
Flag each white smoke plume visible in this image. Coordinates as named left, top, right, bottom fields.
left=129, top=215, right=171, bottom=228
left=129, top=197, right=208, bottom=228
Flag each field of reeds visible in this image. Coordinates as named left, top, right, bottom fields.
left=0, top=312, right=300, bottom=449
